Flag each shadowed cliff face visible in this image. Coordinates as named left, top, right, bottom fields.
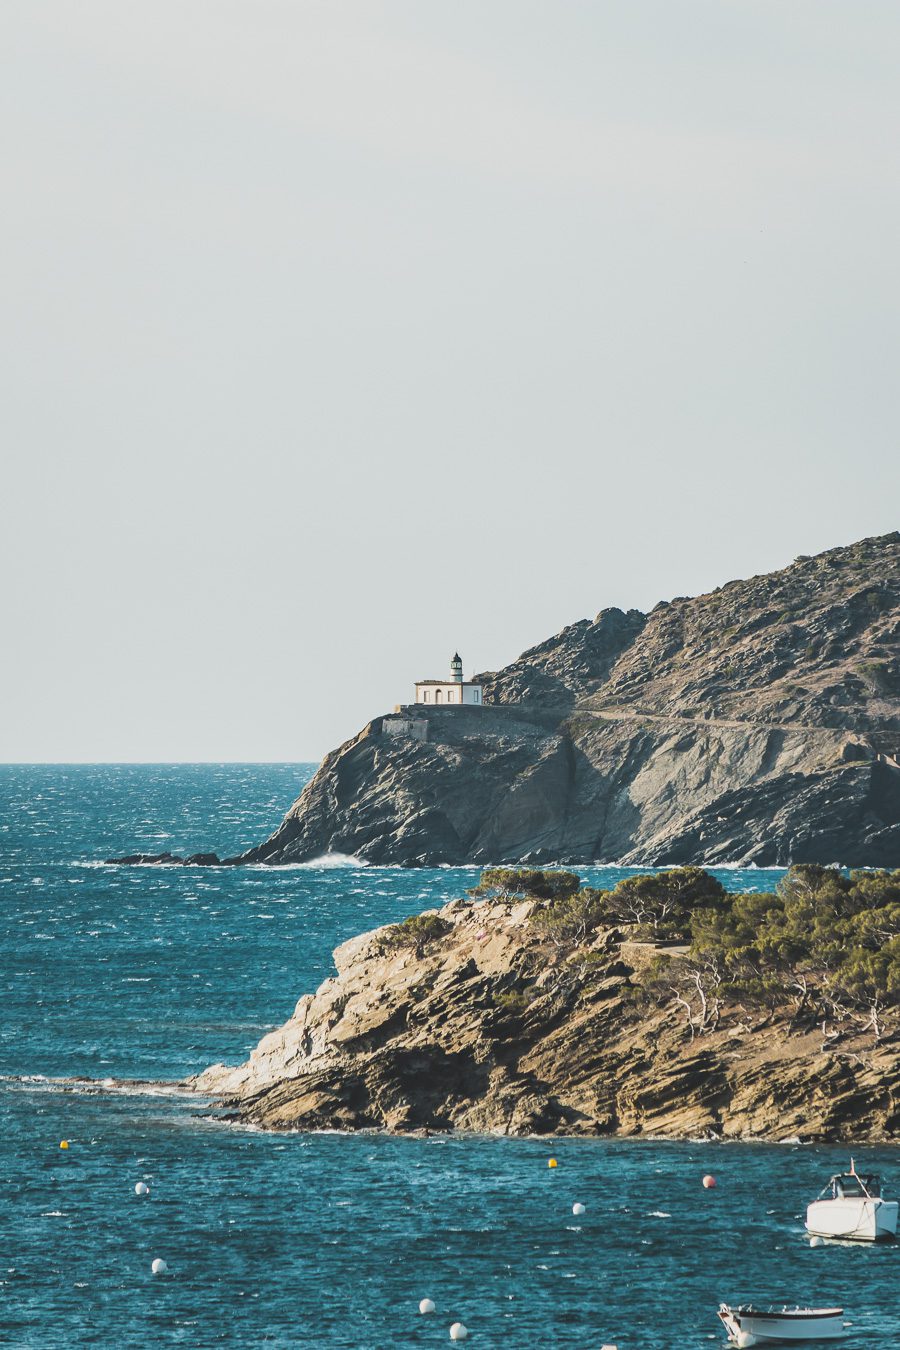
left=240, top=532, right=900, bottom=868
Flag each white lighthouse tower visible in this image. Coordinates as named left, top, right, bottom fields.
left=415, top=654, right=483, bottom=706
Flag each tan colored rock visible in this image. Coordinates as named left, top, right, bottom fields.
left=187, top=893, right=899, bottom=1142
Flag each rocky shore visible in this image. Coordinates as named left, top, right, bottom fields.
left=108, top=532, right=900, bottom=870
left=190, top=868, right=899, bottom=1142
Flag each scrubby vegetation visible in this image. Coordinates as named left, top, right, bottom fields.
left=382, top=912, right=452, bottom=956
left=530, top=887, right=610, bottom=947
left=470, top=868, right=581, bottom=902
left=472, top=864, right=900, bottom=1041
left=518, top=865, right=726, bottom=945
left=686, top=864, right=900, bottom=1040
left=492, top=987, right=533, bottom=1017
left=598, top=867, right=726, bottom=939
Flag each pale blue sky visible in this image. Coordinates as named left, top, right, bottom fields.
left=2, top=2, right=898, bottom=760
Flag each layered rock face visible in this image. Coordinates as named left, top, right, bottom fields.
left=241, top=532, right=900, bottom=867
left=191, top=890, right=899, bottom=1140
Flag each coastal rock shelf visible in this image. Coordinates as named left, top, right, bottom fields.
left=108, top=531, right=900, bottom=869
left=190, top=871, right=900, bottom=1140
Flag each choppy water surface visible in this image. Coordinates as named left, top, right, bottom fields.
left=1, top=764, right=896, bottom=1347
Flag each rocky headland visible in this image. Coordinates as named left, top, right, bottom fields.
left=111, top=531, right=900, bottom=869
left=191, top=865, right=899, bottom=1141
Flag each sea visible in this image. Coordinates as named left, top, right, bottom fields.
left=1, top=763, right=896, bottom=1349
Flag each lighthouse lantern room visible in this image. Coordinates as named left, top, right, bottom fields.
left=415, top=654, right=483, bottom=706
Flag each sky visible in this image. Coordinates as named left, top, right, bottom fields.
left=2, top=1, right=898, bottom=762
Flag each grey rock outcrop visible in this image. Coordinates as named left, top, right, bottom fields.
left=108, top=532, right=900, bottom=868
left=240, top=532, right=900, bottom=867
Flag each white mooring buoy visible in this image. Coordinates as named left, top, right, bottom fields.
left=419, top=1298, right=436, bottom=1314
left=572, top=1202, right=586, bottom=1216
left=809, top=1235, right=824, bottom=1248
left=135, top=1182, right=149, bottom=1196
left=449, top=1323, right=468, bottom=1341
left=151, top=1258, right=168, bottom=1276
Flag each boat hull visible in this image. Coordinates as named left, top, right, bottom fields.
left=806, top=1197, right=898, bottom=1242
left=719, top=1307, right=845, bottom=1345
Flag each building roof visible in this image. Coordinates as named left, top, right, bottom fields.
left=418, top=675, right=483, bottom=685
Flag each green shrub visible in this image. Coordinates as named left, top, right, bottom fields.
left=493, top=987, right=533, bottom=1016
left=530, top=887, right=610, bottom=946
left=603, top=867, right=727, bottom=939
left=382, top=912, right=452, bottom=955
left=856, top=661, right=889, bottom=691
left=469, top=867, right=582, bottom=902
left=690, top=865, right=900, bottom=1036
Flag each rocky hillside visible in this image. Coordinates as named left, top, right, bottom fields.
left=110, top=532, right=900, bottom=868
left=482, top=533, right=900, bottom=729
left=190, top=867, right=899, bottom=1141
left=236, top=532, right=900, bottom=868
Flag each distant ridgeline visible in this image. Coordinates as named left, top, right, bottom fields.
left=109, top=532, right=900, bottom=868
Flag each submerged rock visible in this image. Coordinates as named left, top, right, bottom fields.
left=104, top=851, right=231, bottom=866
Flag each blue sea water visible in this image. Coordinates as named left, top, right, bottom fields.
left=1, top=763, right=896, bottom=1349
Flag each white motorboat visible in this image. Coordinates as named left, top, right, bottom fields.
left=718, top=1303, right=845, bottom=1345
left=805, top=1163, right=898, bottom=1242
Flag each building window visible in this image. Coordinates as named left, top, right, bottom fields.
left=423, top=690, right=430, bottom=702
left=435, top=689, right=442, bottom=703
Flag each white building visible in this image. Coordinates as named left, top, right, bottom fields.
left=415, top=653, right=483, bottom=706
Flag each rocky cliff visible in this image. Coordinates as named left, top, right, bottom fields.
left=191, top=876, right=899, bottom=1141
left=110, top=532, right=900, bottom=868
left=241, top=532, right=900, bottom=868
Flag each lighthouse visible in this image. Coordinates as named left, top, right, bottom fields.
left=414, top=655, right=483, bottom=706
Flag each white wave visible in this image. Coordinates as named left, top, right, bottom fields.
left=0, top=1073, right=195, bottom=1100
left=246, top=852, right=368, bottom=870
left=695, top=861, right=771, bottom=872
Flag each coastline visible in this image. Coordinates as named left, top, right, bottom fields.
left=4, top=1075, right=897, bottom=1146
left=179, top=866, right=900, bottom=1144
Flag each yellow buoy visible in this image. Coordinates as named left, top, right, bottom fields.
left=59, top=1140, right=69, bottom=1150
left=548, top=1158, right=557, bottom=1169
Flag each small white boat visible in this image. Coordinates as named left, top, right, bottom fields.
left=718, top=1303, right=845, bottom=1345
left=805, top=1163, right=898, bottom=1242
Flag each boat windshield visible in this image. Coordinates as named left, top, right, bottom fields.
left=831, top=1174, right=880, bottom=1198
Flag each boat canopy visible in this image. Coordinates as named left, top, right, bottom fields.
left=828, top=1173, right=881, bottom=1199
